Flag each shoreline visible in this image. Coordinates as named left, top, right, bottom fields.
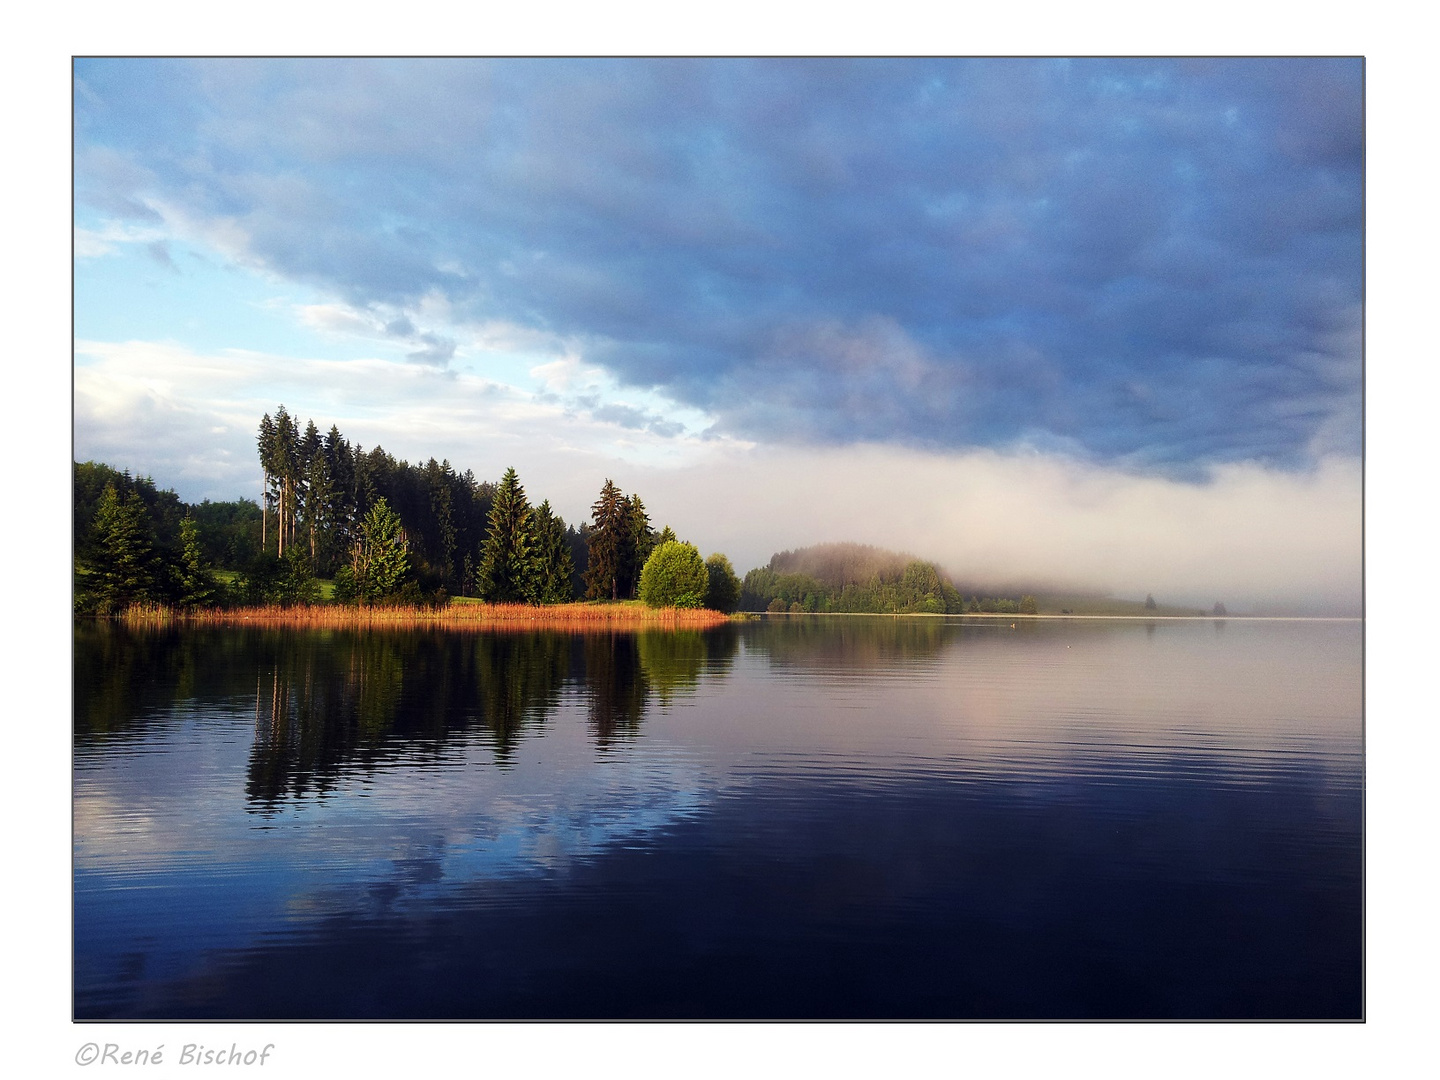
left=107, top=601, right=735, bottom=631
left=89, top=605, right=1360, bottom=629
left=744, top=611, right=1361, bottom=622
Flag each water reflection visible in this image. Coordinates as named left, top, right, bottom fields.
left=73, top=616, right=1361, bottom=1020
left=742, top=614, right=952, bottom=671
left=75, top=623, right=740, bottom=810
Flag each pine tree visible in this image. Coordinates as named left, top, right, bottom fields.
left=175, top=517, right=220, bottom=609
left=256, top=412, right=276, bottom=554
left=478, top=467, right=539, bottom=602
left=532, top=500, right=575, bottom=604
left=585, top=479, right=628, bottom=600
left=323, top=424, right=355, bottom=562
left=90, top=483, right=159, bottom=614
left=298, top=419, right=324, bottom=570
left=349, top=497, right=410, bottom=601
left=625, top=495, right=655, bottom=598
left=427, top=459, right=459, bottom=588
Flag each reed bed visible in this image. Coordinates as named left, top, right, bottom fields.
left=117, top=600, right=732, bottom=631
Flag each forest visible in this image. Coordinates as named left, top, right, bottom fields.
left=739, top=542, right=1038, bottom=615
left=74, top=405, right=741, bottom=616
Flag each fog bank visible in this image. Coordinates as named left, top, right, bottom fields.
left=627, top=445, right=1361, bottom=617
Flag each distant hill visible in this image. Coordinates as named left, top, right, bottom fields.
left=768, top=542, right=928, bottom=590
left=750, top=541, right=1217, bottom=617
left=744, top=541, right=967, bottom=614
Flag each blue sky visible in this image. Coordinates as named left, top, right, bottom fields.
left=73, top=58, right=1363, bottom=610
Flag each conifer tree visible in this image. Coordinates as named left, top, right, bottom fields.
left=343, top=497, right=410, bottom=602
left=298, top=419, right=324, bottom=570
left=90, top=483, right=159, bottom=613
left=175, top=517, right=221, bottom=609
left=478, top=467, right=539, bottom=602
left=257, top=412, right=276, bottom=554
left=532, top=500, right=575, bottom=604
left=625, top=495, right=655, bottom=598
left=585, top=479, right=628, bottom=600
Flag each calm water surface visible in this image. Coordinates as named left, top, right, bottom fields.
left=74, top=616, right=1362, bottom=1019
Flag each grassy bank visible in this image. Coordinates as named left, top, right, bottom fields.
left=114, top=600, right=734, bottom=631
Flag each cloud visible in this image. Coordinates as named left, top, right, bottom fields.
left=406, top=332, right=455, bottom=366
left=72, top=58, right=1362, bottom=472
left=296, top=300, right=459, bottom=367
left=146, top=240, right=177, bottom=271
left=72, top=339, right=729, bottom=508
left=73, top=220, right=167, bottom=259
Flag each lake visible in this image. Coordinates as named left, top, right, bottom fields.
left=73, top=615, right=1362, bottom=1020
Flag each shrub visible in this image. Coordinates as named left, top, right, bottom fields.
left=638, top=541, right=710, bottom=608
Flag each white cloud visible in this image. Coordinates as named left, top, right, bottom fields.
left=73, top=221, right=167, bottom=259
left=72, top=338, right=728, bottom=508
left=296, top=302, right=383, bottom=337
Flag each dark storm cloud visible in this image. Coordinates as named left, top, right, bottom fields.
left=74, top=57, right=1362, bottom=469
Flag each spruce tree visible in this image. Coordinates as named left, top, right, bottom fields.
left=625, top=495, right=655, bottom=598
left=175, top=517, right=220, bottom=609
left=532, top=500, right=575, bottom=604
left=478, top=467, right=539, bottom=602
left=358, top=497, right=409, bottom=601
left=585, top=479, right=627, bottom=600
left=90, top=483, right=159, bottom=614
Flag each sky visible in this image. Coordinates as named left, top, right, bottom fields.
left=72, top=57, right=1363, bottom=613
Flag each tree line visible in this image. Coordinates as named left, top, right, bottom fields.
left=75, top=405, right=743, bottom=614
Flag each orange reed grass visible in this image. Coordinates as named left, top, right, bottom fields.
left=122, top=601, right=732, bottom=632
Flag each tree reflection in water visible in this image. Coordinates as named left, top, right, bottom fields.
left=74, top=622, right=739, bottom=812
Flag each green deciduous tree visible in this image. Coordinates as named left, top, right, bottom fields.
left=638, top=541, right=710, bottom=609
left=704, top=552, right=741, bottom=613
left=1019, top=594, right=1039, bottom=615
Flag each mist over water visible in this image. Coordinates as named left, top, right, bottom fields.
left=74, top=616, right=1361, bottom=1019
